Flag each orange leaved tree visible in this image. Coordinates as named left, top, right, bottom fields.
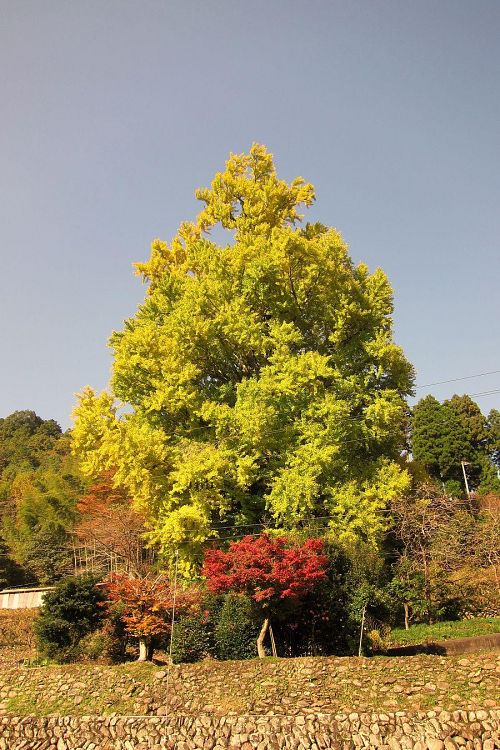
left=74, top=471, right=148, bottom=576
left=105, top=574, right=200, bottom=661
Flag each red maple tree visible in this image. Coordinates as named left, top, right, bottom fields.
left=105, top=574, right=201, bottom=661
left=203, top=534, right=329, bottom=657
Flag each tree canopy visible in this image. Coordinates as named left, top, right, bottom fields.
left=0, top=413, right=84, bottom=585
left=75, top=471, right=148, bottom=577
left=0, top=410, right=61, bottom=475
left=72, top=144, right=415, bottom=572
left=411, top=394, right=500, bottom=495
left=105, top=573, right=201, bottom=661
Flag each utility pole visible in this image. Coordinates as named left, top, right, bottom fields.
left=461, top=461, right=471, bottom=500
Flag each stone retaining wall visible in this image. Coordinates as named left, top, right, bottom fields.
left=1, top=709, right=498, bottom=750
left=2, top=653, right=498, bottom=718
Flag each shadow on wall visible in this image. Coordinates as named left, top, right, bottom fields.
left=383, top=632, right=500, bottom=656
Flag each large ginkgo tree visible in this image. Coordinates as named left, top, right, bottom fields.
left=72, top=144, right=414, bottom=573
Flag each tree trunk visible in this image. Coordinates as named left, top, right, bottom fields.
left=404, top=603, right=409, bottom=630
left=138, top=638, right=150, bottom=661
left=256, top=617, right=269, bottom=658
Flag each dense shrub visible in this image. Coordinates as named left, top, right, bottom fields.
left=214, top=593, right=260, bottom=660
left=79, top=612, right=129, bottom=663
left=35, top=575, right=104, bottom=661
left=0, top=609, right=37, bottom=650
left=79, top=628, right=111, bottom=662
left=270, top=542, right=354, bottom=657
left=100, top=603, right=129, bottom=662
left=171, top=613, right=214, bottom=664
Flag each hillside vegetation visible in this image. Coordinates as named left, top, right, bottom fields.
left=0, top=147, right=498, bottom=669
left=390, top=618, right=500, bottom=647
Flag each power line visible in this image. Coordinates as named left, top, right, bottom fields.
left=468, top=388, right=500, bottom=398
left=186, top=508, right=401, bottom=546
left=163, top=368, right=499, bottom=440
left=415, top=369, right=500, bottom=389
left=204, top=520, right=393, bottom=544
left=187, top=494, right=476, bottom=545
left=208, top=510, right=393, bottom=534
left=167, top=403, right=498, bottom=445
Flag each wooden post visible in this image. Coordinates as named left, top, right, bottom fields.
left=165, top=549, right=179, bottom=721
left=269, top=623, right=277, bottom=657
left=358, top=603, right=366, bottom=657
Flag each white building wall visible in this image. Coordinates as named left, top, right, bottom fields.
left=0, top=587, right=52, bottom=609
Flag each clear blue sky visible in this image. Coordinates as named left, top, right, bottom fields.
left=1, top=0, right=499, bottom=429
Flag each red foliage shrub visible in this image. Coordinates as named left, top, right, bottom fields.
left=203, top=534, right=328, bottom=607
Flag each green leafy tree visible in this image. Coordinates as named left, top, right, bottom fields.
left=412, top=395, right=500, bottom=494
left=447, top=394, right=490, bottom=488
left=1, top=438, right=85, bottom=584
left=214, top=593, right=259, bottom=661
left=73, top=144, right=414, bottom=572
left=35, top=575, right=105, bottom=661
left=479, top=409, right=500, bottom=494
left=0, top=411, right=61, bottom=475
left=387, top=559, right=429, bottom=629
left=448, top=394, right=488, bottom=446
left=477, top=459, right=500, bottom=495
left=411, top=396, right=444, bottom=478
left=412, top=396, right=470, bottom=491
left=488, top=409, right=500, bottom=465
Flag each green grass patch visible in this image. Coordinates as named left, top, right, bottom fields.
left=389, top=617, right=500, bottom=646
left=110, top=660, right=158, bottom=683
